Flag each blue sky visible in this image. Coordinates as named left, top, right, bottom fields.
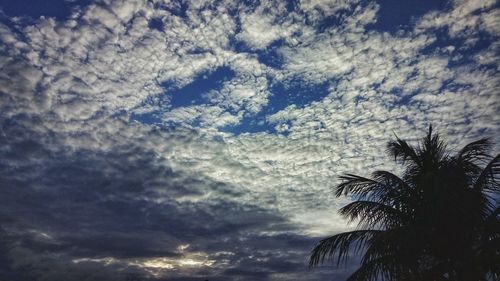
left=0, top=0, right=498, bottom=280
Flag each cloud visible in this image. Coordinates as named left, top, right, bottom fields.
left=298, top=0, right=360, bottom=23
left=416, top=0, right=499, bottom=38
left=0, top=117, right=314, bottom=280
left=236, top=1, right=299, bottom=50
left=0, top=0, right=498, bottom=280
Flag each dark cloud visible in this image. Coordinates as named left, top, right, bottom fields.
left=0, top=116, right=338, bottom=280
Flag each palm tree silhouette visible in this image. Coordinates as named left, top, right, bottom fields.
left=309, top=126, right=499, bottom=281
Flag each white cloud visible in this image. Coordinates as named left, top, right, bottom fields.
left=236, top=6, right=298, bottom=50
left=299, top=0, right=360, bottom=23
left=416, top=0, right=498, bottom=37
left=1, top=0, right=498, bottom=230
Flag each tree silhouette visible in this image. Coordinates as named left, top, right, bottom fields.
left=309, top=126, right=499, bottom=281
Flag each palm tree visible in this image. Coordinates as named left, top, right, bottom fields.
left=309, top=126, right=499, bottom=281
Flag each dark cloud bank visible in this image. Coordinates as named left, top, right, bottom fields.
left=0, top=117, right=354, bottom=280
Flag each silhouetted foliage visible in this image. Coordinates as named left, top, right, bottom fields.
left=310, top=126, right=499, bottom=281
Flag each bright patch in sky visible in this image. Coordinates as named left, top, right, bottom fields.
left=0, top=0, right=498, bottom=280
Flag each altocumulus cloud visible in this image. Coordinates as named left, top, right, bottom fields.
left=0, top=0, right=498, bottom=280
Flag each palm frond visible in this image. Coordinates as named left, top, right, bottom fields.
left=337, top=171, right=413, bottom=205
left=346, top=255, right=403, bottom=281
left=339, top=201, right=406, bottom=229
left=371, top=171, right=409, bottom=189
left=371, top=171, right=414, bottom=204
left=420, top=125, right=448, bottom=166
left=336, top=174, right=380, bottom=198
left=309, top=230, right=381, bottom=267
left=474, top=154, right=500, bottom=191
left=387, top=137, right=420, bottom=167
left=458, top=138, right=492, bottom=163
left=361, top=225, right=423, bottom=268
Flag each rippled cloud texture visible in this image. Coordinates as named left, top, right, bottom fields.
left=0, top=0, right=498, bottom=280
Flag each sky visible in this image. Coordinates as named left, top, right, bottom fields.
left=0, top=0, right=498, bottom=280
